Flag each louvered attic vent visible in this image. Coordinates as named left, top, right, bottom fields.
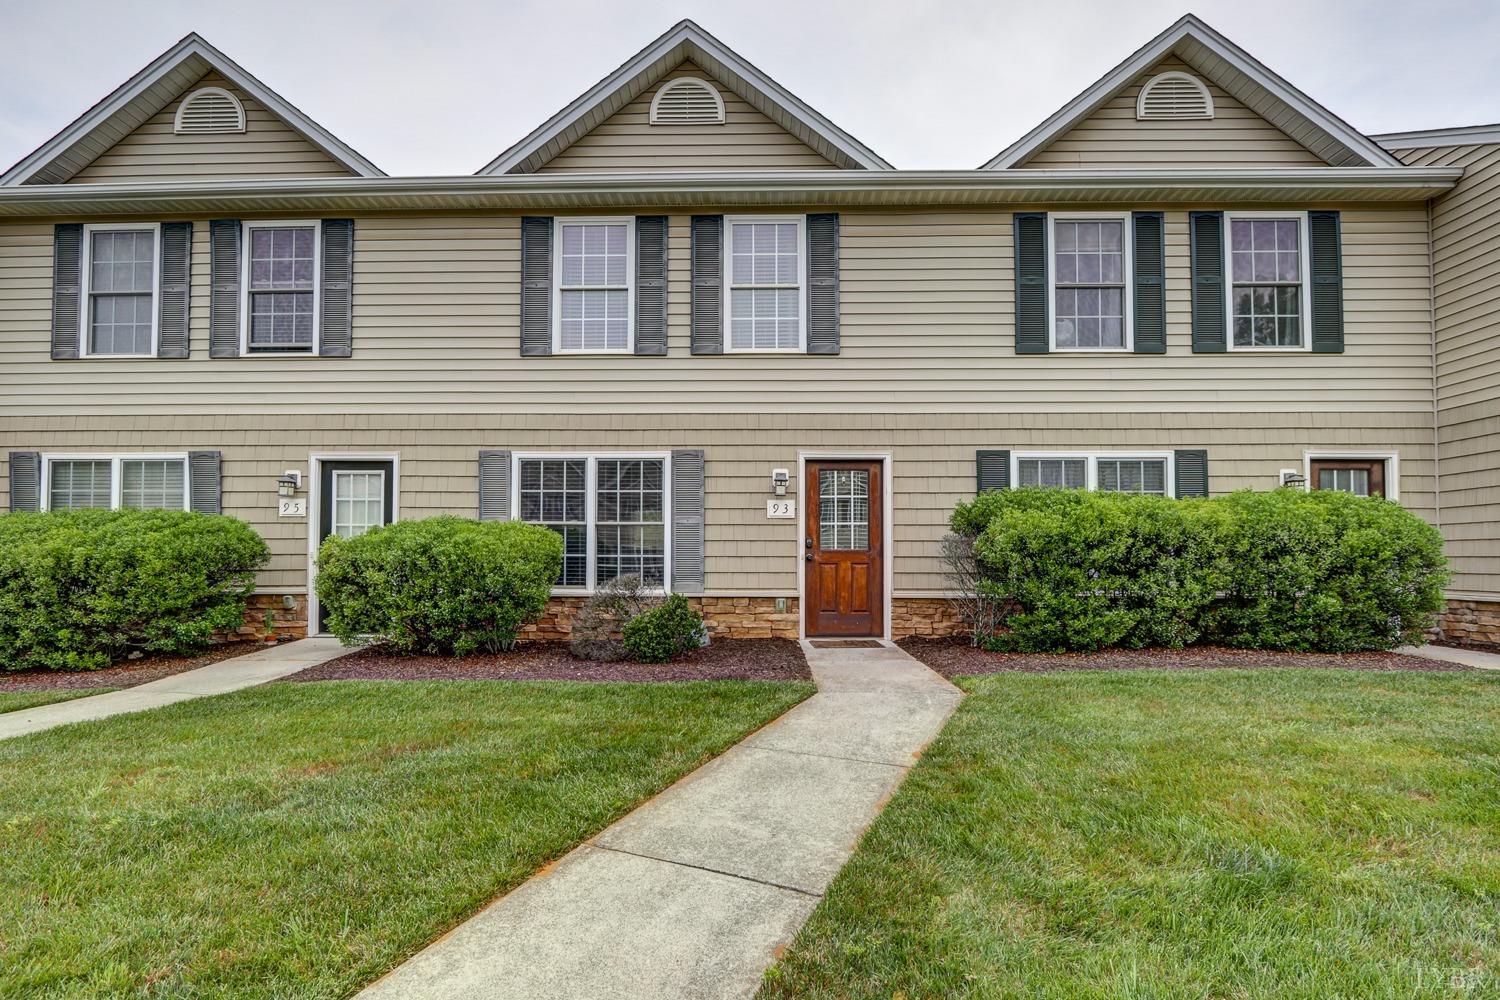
left=173, top=87, right=246, bottom=134
left=650, top=78, right=725, bottom=125
left=1136, top=71, right=1214, bottom=120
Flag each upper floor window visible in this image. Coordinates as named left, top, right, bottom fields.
left=82, top=224, right=159, bottom=357
left=1227, top=213, right=1309, bottom=351
left=649, top=78, right=725, bottom=125
left=44, top=454, right=188, bottom=511
left=1051, top=214, right=1131, bottom=351
left=1014, top=452, right=1173, bottom=496
left=243, top=222, right=319, bottom=354
left=725, top=217, right=804, bottom=352
left=554, top=219, right=633, bottom=353
left=174, top=87, right=246, bottom=134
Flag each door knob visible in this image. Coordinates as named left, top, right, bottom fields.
left=805, top=553, right=813, bottom=562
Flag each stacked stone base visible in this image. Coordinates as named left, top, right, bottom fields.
left=1431, top=599, right=1500, bottom=651
left=228, top=593, right=309, bottom=642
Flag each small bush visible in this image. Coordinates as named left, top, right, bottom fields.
left=0, top=509, right=270, bottom=671
left=622, top=594, right=706, bottom=663
left=570, top=574, right=661, bottom=662
left=315, top=516, right=561, bottom=655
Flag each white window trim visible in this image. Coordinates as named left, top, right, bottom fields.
left=39, top=452, right=190, bottom=511
left=648, top=77, right=726, bottom=125
left=1224, top=210, right=1313, bottom=353
left=240, top=219, right=322, bottom=357
left=1047, top=212, right=1133, bottom=353
left=551, top=217, right=636, bottom=355
left=78, top=221, right=162, bottom=359
left=173, top=86, right=247, bottom=134
left=1011, top=451, right=1176, bottom=496
left=510, top=451, right=673, bottom=595
left=722, top=215, right=808, bottom=354
left=1302, top=451, right=1400, bottom=501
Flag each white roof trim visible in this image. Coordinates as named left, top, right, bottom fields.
left=982, top=14, right=1401, bottom=170
left=1375, top=123, right=1500, bottom=150
left=479, top=19, right=891, bottom=174
left=1, top=33, right=383, bottom=185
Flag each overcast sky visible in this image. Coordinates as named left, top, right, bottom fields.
left=2, top=0, right=1497, bottom=175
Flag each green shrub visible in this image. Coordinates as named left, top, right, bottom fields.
left=315, top=516, right=561, bottom=655
left=958, top=487, right=1446, bottom=654
left=622, top=594, right=705, bottom=663
left=0, top=509, right=269, bottom=671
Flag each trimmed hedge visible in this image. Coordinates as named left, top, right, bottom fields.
left=952, top=488, right=1447, bottom=653
left=622, top=593, right=705, bottom=663
left=316, top=516, right=562, bottom=655
left=0, top=509, right=270, bottom=671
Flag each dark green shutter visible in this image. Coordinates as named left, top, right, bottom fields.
left=1013, top=213, right=1048, bottom=354
left=671, top=449, right=705, bottom=594
left=157, top=222, right=192, bottom=358
left=690, top=215, right=722, bottom=355
left=1174, top=449, right=1209, bottom=498
left=1309, top=211, right=1344, bottom=354
left=8, top=452, right=40, bottom=511
left=320, top=219, right=354, bottom=357
left=208, top=220, right=240, bottom=358
left=188, top=451, right=222, bottom=514
left=976, top=450, right=1010, bottom=492
left=478, top=450, right=511, bottom=521
left=634, top=216, right=668, bottom=355
left=1132, top=212, right=1165, bottom=354
left=520, top=217, right=552, bottom=357
left=807, top=213, right=840, bottom=354
left=51, top=224, right=83, bottom=360
left=1189, top=212, right=1226, bottom=353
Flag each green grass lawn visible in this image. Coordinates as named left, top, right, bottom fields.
left=0, top=688, right=115, bottom=714
left=761, top=669, right=1500, bottom=1000
left=0, top=678, right=811, bottom=999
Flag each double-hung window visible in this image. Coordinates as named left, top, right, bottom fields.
left=243, top=221, right=319, bottom=354
left=1051, top=214, right=1130, bottom=351
left=43, top=454, right=188, bottom=511
left=514, top=454, right=669, bottom=591
left=81, top=223, right=159, bottom=357
left=1014, top=452, right=1173, bottom=496
left=1227, top=212, right=1310, bottom=351
left=554, top=219, right=633, bottom=352
left=725, top=217, right=804, bottom=352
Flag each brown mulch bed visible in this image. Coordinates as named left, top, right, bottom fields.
left=900, top=637, right=1471, bottom=678
left=0, top=641, right=268, bottom=692
left=284, top=638, right=812, bottom=683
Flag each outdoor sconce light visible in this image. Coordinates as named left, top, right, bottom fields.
left=277, top=471, right=302, bottom=498
left=771, top=468, right=790, bottom=497
left=1280, top=470, right=1307, bottom=488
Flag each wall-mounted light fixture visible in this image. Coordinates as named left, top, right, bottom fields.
left=771, top=468, right=790, bottom=497
left=277, top=471, right=303, bottom=498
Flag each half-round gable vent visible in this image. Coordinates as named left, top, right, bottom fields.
left=173, top=87, right=247, bottom=134
left=1136, top=71, right=1214, bottom=121
left=649, top=77, right=725, bottom=125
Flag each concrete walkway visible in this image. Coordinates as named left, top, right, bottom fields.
left=358, top=640, right=962, bottom=1000
left=1398, top=643, right=1500, bottom=671
left=0, top=636, right=349, bottom=741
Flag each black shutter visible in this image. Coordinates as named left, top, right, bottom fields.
left=320, top=219, right=354, bottom=357
left=690, top=215, right=723, bottom=355
left=1174, top=449, right=1209, bottom=498
left=671, top=449, right=706, bottom=594
left=976, top=450, right=1011, bottom=492
left=478, top=450, right=512, bottom=521
left=1189, top=211, right=1226, bottom=353
left=520, top=217, right=552, bottom=357
left=1132, top=212, right=1166, bottom=354
left=51, top=224, right=83, bottom=360
left=157, top=222, right=192, bottom=358
left=634, top=216, right=668, bottom=356
left=209, top=220, right=240, bottom=358
left=1013, top=213, right=1048, bottom=354
left=1309, top=211, right=1344, bottom=354
left=8, top=452, right=41, bottom=512
left=806, top=213, right=840, bottom=354
left=188, top=451, right=222, bottom=514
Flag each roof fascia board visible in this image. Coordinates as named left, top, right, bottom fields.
left=1375, top=123, right=1500, bottom=149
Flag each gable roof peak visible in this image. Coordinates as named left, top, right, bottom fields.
left=479, top=19, right=892, bottom=174
left=1, top=31, right=383, bottom=185
left=983, top=13, right=1400, bottom=169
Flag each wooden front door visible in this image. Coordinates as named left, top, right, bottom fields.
left=317, top=460, right=395, bottom=630
left=805, top=460, right=884, bottom=637
left=1310, top=458, right=1386, bottom=498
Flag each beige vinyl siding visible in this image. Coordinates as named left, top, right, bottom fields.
left=67, top=73, right=356, bottom=183
left=1397, top=142, right=1500, bottom=596
left=537, top=62, right=840, bottom=172
left=0, top=413, right=1436, bottom=595
left=1020, top=58, right=1327, bottom=168
left=0, top=205, right=1434, bottom=415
